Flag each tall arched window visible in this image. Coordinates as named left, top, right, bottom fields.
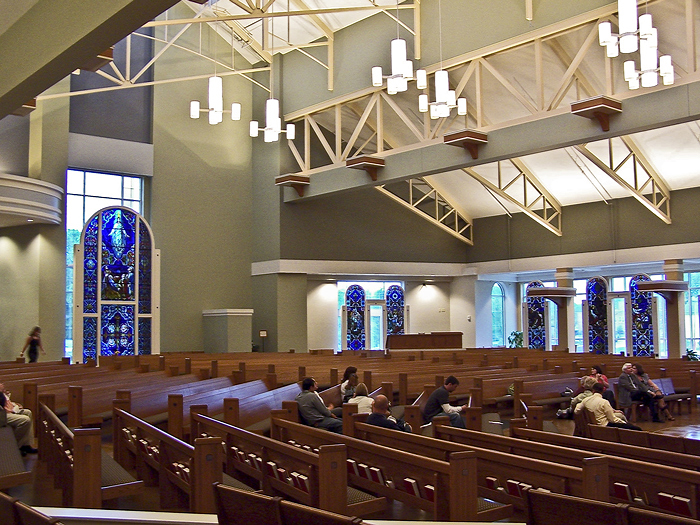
left=73, top=206, right=160, bottom=363
left=491, top=283, right=506, bottom=346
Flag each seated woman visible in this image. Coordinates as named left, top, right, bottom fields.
left=590, top=365, right=616, bottom=409
left=557, top=376, right=597, bottom=418
left=634, top=363, right=674, bottom=421
left=340, top=368, right=358, bottom=403
left=347, top=382, right=373, bottom=414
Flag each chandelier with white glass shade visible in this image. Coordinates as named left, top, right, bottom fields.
left=414, top=0, right=466, bottom=119
left=371, top=1, right=415, bottom=94
left=598, top=0, right=674, bottom=89
left=190, top=76, right=242, bottom=124
left=249, top=97, right=295, bottom=142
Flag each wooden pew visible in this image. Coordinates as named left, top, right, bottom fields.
left=268, top=414, right=513, bottom=522
left=0, top=411, right=32, bottom=490
left=111, top=403, right=242, bottom=513
left=346, top=412, right=608, bottom=509
left=444, top=423, right=700, bottom=518
left=524, top=488, right=629, bottom=525
left=189, top=411, right=386, bottom=518
left=37, top=399, right=143, bottom=508
left=213, top=483, right=365, bottom=525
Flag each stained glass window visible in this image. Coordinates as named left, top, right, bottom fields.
left=491, top=283, right=505, bottom=346
left=386, top=285, right=405, bottom=336
left=587, top=277, right=609, bottom=354
left=526, top=281, right=546, bottom=349
left=630, top=274, right=654, bottom=357
left=101, top=304, right=135, bottom=356
left=101, top=209, right=136, bottom=302
left=346, top=285, right=366, bottom=351
left=75, top=206, right=156, bottom=363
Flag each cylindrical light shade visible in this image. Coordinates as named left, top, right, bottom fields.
left=618, top=0, right=638, bottom=36
left=190, top=101, right=200, bottom=119
left=641, top=71, right=658, bottom=87
left=457, top=98, right=467, bottom=116
left=416, top=69, right=427, bottom=90
left=266, top=98, right=279, bottom=121
left=372, top=66, right=383, bottom=87
left=619, top=33, right=638, bottom=54
left=446, top=90, right=456, bottom=107
left=404, top=60, right=414, bottom=80
left=208, top=76, right=223, bottom=111
left=598, top=21, right=612, bottom=46
left=638, top=13, right=653, bottom=37
left=429, top=104, right=439, bottom=120
left=640, top=37, right=657, bottom=72
left=286, top=124, right=296, bottom=140
left=606, top=41, right=619, bottom=58
left=249, top=121, right=259, bottom=137
left=659, top=55, right=674, bottom=77
left=391, top=38, right=407, bottom=76
left=387, top=77, right=398, bottom=95
left=231, top=103, right=241, bottom=121
left=271, top=117, right=282, bottom=134
left=438, top=104, right=450, bottom=118
left=434, top=70, right=449, bottom=104
left=264, top=129, right=277, bottom=142
left=646, top=27, right=658, bottom=49
left=396, top=77, right=408, bottom=93
left=623, top=60, right=636, bottom=81
left=209, top=109, right=221, bottom=125
left=418, top=93, right=429, bottom=112
left=628, top=76, right=640, bottom=89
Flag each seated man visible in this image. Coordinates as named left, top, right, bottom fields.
left=295, top=377, right=343, bottom=433
left=366, top=395, right=411, bottom=432
left=618, top=363, right=660, bottom=422
left=0, top=383, right=37, bottom=455
left=574, top=383, right=642, bottom=430
left=423, top=376, right=467, bottom=428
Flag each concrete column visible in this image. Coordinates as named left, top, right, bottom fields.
left=663, top=259, right=686, bottom=358
left=555, top=267, right=576, bottom=353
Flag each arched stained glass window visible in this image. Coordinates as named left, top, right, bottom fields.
left=346, top=285, right=366, bottom=351
left=386, top=285, right=405, bottom=336
left=74, top=207, right=159, bottom=363
left=630, top=274, right=654, bottom=357
left=526, top=281, right=546, bottom=349
left=587, top=277, right=609, bottom=354
left=491, top=283, right=505, bottom=346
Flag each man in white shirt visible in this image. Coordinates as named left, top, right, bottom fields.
left=574, top=383, right=641, bottom=430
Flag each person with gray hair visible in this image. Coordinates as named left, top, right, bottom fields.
left=618, top=363, right=660, bottom=422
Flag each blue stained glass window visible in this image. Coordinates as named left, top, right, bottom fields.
left=587, top=277, right=609, bottom=354
left=101, top=304, right=135, bottom=356
left=346, top=285, right=366, bottom=351
left=83, top=317, right=98, bottom=362
left=138, top=219, right=151, bottom=314
left=630, top=274, right=654, bottom=357
left=526, top=281, right=546, bottom=349
left=138, top=317, right=152, bottom=355
left=83, top=216, right=99, bottom=314
left=386, top=285, right=405, bottom=335
left=101, top=209, right=136, bottom=301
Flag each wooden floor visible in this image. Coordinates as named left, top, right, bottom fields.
left=6, top=407, right=700, bottom=522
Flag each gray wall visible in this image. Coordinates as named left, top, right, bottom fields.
left=151, top=7, right=254, bottom=353
left=464, top=188, right=700, bottom=263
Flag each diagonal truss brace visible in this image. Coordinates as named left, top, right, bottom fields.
left=463, top=159, right=563, bottom=236
left=574, top=138, right=671, bottom=224
left=375, top=178, right=473, bottom=245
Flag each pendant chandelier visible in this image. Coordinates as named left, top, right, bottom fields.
left=415, top=0, right=466, bottom=119
left=189, top=76, right=242, bottom=124
left=598, top=0, right=674, bottom=89
left=371, top=1, right=415, bottom=94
